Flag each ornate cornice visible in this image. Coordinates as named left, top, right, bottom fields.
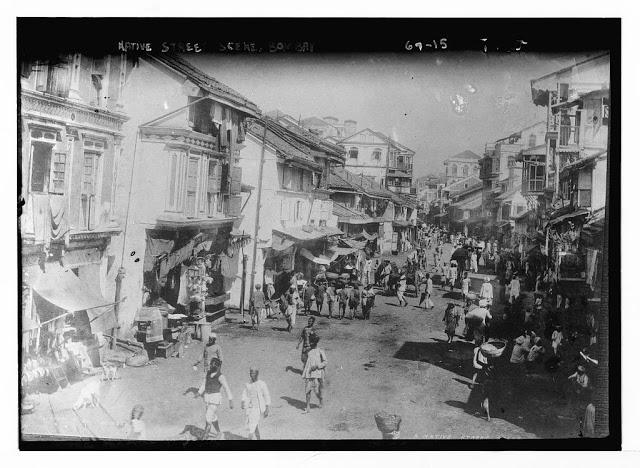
left=21, top=90, right=128, bottom=133
left=139, top=125, right=227, bottom=155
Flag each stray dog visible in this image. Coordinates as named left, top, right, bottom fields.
left=73, top=377, right=101, bottom=410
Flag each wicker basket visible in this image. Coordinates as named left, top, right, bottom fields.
left=480, top=341, right=506, bottom=358
left=374, top=411, right=401, bottom=433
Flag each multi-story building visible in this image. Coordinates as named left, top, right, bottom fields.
left=111, top=53, right=260, bottom=332
left=443, top=150, right=481, bottom=185
left=300, top=116, right=358, bottom=140
left=20, top=53, right=128, bottom=359
left=328, top=167, right=417, bottom=254
left=479, top=122, right=547, bottom=240
left=524, top=52, right=609, bottom=292
left=230, top=117, right=345, bottom=305
left=335, top=128, right=415, bottom=193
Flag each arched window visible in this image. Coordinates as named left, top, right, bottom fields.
left=462, top=165, right=469, bottom=177
left=349, top=147, right=359, bottom=159
left=451, top=163, right=458, bottom=177
left=528, top=134, right=537, bottom=148
left=372, top=148, right=382, bottom=161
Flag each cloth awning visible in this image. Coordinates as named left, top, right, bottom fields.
left=547, top=209, right=589, bottom=227
left=327, top=246, right=357, bottom=261
left=32, top=265, right=117, bottom=333
left=361, top=230, right=378, bottom=241
left=343, top=238, right=367, bottom=250
left=393, top=220, right=412, bottom=228
left=300, top=248, right=331, bottom=265
left=273, top=226, right=343, bottom=242
left=271, top=232, right=295, bottom=251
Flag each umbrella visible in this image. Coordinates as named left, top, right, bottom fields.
left=451, top=247, right=469, bottom=263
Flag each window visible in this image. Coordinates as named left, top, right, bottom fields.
left=528, top=134, right=537, bottom=148
left=185, top=157, right=200, bottom=218
left=81, top=152, right=101, bottom=230
left=298, top=168, right=304, bottom=191
left=349, top=147, right=359, bottom=159
left=372, top=149, right=382, bottom=161
left=207, top=159, right=222, bottom=216
left=33, top=59, right=71, bottom=98
left=280, top=199, right=290, bottom=221
left=462, top=165, right=469, bottom=177
left=451, top=164, right=458, bottom=177
left=30, top=143, right=52, bottom=193
left=398, top=155, right=404, bottom=167
left=167, top=150, right=186, bottom=211
left=50, top=153, right=67, bottom=194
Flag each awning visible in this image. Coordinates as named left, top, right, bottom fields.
left=273, top=226, right=343, bottom=242
left=32, top=265, right=117, bottom=333
left=327, top=246, right=357, bottom=261
left=547, top=209, right=589, bottom=227
left=271, top=232, right=295, bottom=251
left=343, top=238, right=367, bottom=250
left=300, top=248, right=331, bottom=265
left=361, top=230, right=378, bottom=241
left=393, top=220, right=412, bottom=228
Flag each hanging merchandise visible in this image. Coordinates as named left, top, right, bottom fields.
left=210, top=101, right=223, bottom=125
left=177, top=264, right=190, bottom=306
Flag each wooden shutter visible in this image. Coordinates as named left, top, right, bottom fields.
left=228, top=195, right=242, bottom=217
left=230, top=166, right=242, bottom=194
left=185, top=157, right=199, bottom=217
left=49, top=150, right=67, bottom=195
left=207, top=159, right=222, bottom=193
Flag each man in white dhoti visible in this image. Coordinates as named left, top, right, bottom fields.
left=241, top=368, right=271, bottom=440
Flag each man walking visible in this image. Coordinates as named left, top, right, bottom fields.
left=297, top=317, right=316, bottom=366
left=249, top=284, right=266, bottom=330
left=302, top=335, right=327, bottom=414
left=193, top=333, right=223, bottom=375
left=197, top=358, right=233, bottom=440
left=241, top=367, right=271, bottom=440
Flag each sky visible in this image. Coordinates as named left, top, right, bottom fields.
left=191, top=52, right=587, bottom=178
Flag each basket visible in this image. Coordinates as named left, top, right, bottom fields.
left=480, top=340, right=506, bottom=358
left=374, top=411, right=401, bottom=433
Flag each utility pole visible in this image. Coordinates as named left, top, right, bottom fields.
left=248, top=120, right=268, bottom=313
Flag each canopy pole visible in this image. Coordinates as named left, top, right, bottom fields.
left=248, top=121, right=268, bottom=317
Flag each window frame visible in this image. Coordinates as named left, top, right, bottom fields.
left=348, top=147, right=359, bottom=160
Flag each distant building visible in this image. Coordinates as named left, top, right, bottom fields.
left=443, top=150, right=481, bottom=185
left=300, top=115, right=358, bottom=140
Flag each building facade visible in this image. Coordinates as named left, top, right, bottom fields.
left=110, top=53, right=260, bottom=332
left=20, top=53, right=129, bottom=359
left=229, top=117, right=344, bottom=307
left=443, top=150, right=481, bottom=185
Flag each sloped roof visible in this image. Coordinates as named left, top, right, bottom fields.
left=148, top=53, right=260, bottom=116
left=302, top=116, right=334, bottom=127
left=246, top=119, right=321, bottom=171
left=446, top=150, right=482, bottom=161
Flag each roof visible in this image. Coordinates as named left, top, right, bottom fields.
left=522, top=144, right=547, bottom=157
left=495, top=185, right=523, bottom=202
left=445, top=150, right=481, bottom=162
left=372, top=131, right=415, bottom=154
left=329, top=167, right=393, bottom=200
left=302, top=116, right=334, bottom=128
left=560, top=150, right=607, bottom=176
left=246, top=119, right=322, bottom=171
left=147, top=53, right=260, bottom=117
left=332, top=204, right=378, bottom=225
left=452, top=193, right=483, bottom=210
